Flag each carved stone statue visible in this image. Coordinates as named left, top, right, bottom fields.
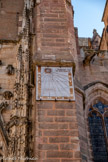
left=3, top=91, right=13, bottom=100
left=0, top=102, right=8, bottom=111
left=6, top=65, right=15, bottom=75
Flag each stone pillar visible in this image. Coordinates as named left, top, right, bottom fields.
left=33, top=0, right=81, bottom=161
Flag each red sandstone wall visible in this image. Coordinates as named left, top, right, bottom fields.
left=34, top=101, right=81, bottom=162
left=75, top=91, right=89, bottom=162
left=33, top=0, right=77, bottom=62
left=75, top=35, right=108, bottom=162
left=33, top=0, right=80, bottom=161
left=77, top=59, right=108, bottom=87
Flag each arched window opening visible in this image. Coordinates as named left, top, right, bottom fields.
left=88, top=101, right=108, bottom=162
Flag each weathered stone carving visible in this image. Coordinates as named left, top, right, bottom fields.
left=83, top=50, right=108, bottom=66
left=6, top=65, right=15, bottom=75
left=7, top=117, right=20, bottom=128
left=3, top=91, right=13, bottom=100
left=0, top=102, right=8, bottom=111
left=13, top=98, right=23, bottom=109
left=14, top=83, right=21, bottom=95
left=7, top=0, right=34, bottom=160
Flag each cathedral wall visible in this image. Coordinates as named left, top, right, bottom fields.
left=0, top=1, right=24, bottom=159
left=100, top=29, right=108, bottom=50
left=101, top=0, right=108, bottom=50
left=75, top=29, right=108, bottom=161
left=0, top=43, right=18, bottom=123
left=34, top=101, right=81, bottom=162
left=102, top=0, right=108, bottom=28
left=33, top=0, right=81, bottom=161
left=75, top=83, right=108, bottom=162
left=0, top=0, right=24, bottom=40
left=33, top=0, right=76, bottom=62
left=75, top=91, right=89, bottom=162
left=84, top=84, right=108, bottom=162
left=76, top=57, right=108, bottom=87
left=0, top=42, right=19, bottom=159
left=0, top=0, right=107, bottom=161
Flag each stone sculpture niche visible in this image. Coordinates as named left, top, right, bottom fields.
left=6, top=65, right=15, bottom=75
left=3, top=91, right=13, bottom=100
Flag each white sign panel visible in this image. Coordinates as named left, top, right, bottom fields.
left=36, top=66, right=75, bottom=101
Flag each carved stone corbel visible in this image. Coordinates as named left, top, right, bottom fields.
left=6, top=65, right=15, bottom=75
left=3, top=91, right=13, bottom=100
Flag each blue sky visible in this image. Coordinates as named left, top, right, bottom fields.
left=72, top=0, right=106, bottom=37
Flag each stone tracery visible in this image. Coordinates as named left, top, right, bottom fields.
left=88, top=101, right=108, bottom=162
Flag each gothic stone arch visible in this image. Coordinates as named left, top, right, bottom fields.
left=84, top=83, right=108, bottom=161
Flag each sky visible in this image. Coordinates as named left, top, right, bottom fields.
left=72, top=0, right=106, bottom=37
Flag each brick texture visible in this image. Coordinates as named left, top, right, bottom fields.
left=34, top=0, right=77, bottom=62
left=34, top=0, right=81, bottom=161
left=0, top=0, right=107, bottom=162
left=35, top=101, right=81, bottom=161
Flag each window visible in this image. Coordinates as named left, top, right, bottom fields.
left=88, top=101, right=108, bottom=162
